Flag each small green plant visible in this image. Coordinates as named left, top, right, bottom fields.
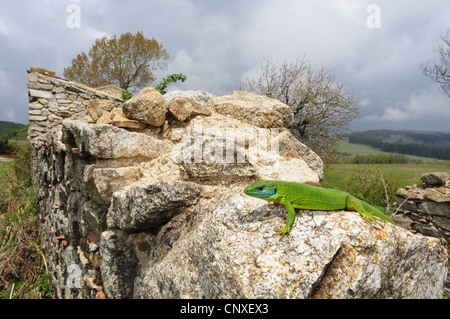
left=36, top=271, right=52, bottom=299
left=155, top=73, right=187, bottom=95
left=121, top=90, right=133, bottom=102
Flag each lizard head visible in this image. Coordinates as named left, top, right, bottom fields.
left=244, top=181, right=278, bottom=201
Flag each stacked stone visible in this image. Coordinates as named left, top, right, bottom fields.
left=395, top=172, right=450, bottom=241
left=394, top=172, right=450, bottom=297
left=27, top=68, right=122, bottom=143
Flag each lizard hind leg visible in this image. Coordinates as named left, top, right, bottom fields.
left=346, top=196, right=377, bottom=225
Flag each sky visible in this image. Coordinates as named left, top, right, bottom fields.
left=0, top=0, right=449, bottom=131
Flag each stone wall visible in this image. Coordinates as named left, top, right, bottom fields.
left=28, top=69, right=448, bottom=299
left=394, top=172, right=450, bottom=296
left=27, top=67, right=122, bottom=143
left=395, top=172, right=449, bottom=242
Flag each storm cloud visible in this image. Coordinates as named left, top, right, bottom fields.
left=1, top=0, right=449, bottom=131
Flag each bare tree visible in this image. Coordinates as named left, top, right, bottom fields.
left=421, top=29, right=450, bottom=98
left=246, top=57, right=359, bottom=162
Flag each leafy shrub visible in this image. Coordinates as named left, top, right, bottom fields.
left=344, top=165, right=399, bottom=210
left=0, top=138, right=13, bottom=155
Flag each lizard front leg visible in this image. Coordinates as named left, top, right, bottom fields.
left=274, top=199, right=296, bottom=239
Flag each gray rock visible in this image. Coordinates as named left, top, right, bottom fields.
left=396, top=196, right=419, bottom=212
left=83, top=165, right=142, bottom=205
left=29, top=88, right=53, bottom=99
left=166, top=97, right=212, bottom=122
left=27, top=81, right=54, bottom=90
left=62, top=120, right=170, bottom=159
left=421, top=172, right=450, bottom=187
left=419, top=201, right=450, bottom=216
left=432, top=216, right=450, bottom=232
left=100, top=230, right=139, bottom=299
left=122, top=87, right=166, bottom=126
left=170, top=118, right=321, bottom=184
left=174, top=135, right=256, bottom=178
left=413, top=222, right=442, bottom=238
left=134, top=192, right=448, bottom=299
left=81, top=200, right=108, bottom=236
left=207, top=91, right=294, bottom=129
left=392, top=213, right=414, bottom=230
left=107, top=181, right=203, bottom=231
left=163, top=90, right=216, bottom=105
left=425, top=188, right=450, bottom=203
left=27, top=70, right=448, bottom=299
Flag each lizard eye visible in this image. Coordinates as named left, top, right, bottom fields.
left=257, top=186, right=265, bottom=191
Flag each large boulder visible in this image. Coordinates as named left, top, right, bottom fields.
left=122, top=87, right=167, bottom=126
left=132, top=191, right=448, bottom=298
left=62, top=120, right=170, bottom=159
left=83, top=165, right=142, bottom=206
left=107, top=181, right=203, bottom=231
left=169, top=115, right=322, bottom=185
left=207, top=91, right=294, bottom=129
left=166, top=97, right=212, bottom=122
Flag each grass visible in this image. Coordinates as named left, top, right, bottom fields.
left=0, top=161, right=13, bottom=175
left=327, top=142, right=450, bottom=191
left=339, top=142, right=386, bottom=156
left=0, top=143, right=51, bottom=299
left=321, top=163, right=450, bottom=191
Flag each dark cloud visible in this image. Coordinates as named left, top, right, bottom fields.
left=1, top=0, right=449, bottom=131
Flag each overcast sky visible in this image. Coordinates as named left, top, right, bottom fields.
left=1, top=0, right=449, bottom=131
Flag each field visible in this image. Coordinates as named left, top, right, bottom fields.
left=321, top=163, right=450, bottom=190
left=321, top=142, right=450, bottom=191
left=339, top=142, right=450, bottom=165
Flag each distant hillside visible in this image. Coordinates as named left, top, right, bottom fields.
left=345, top=130, right=450, bottom=161
left=0, top=121, right=28, bottom=141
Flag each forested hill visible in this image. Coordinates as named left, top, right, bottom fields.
left=346, top=130, right=450, bottom=161
left=0, top=121, right=27, bottom=140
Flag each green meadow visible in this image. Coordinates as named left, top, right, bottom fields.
left=321, top=142, right=450, bottom=191
left=339, top=142, right=450, bottom=164
left=321, top=163, right=450, bottom=190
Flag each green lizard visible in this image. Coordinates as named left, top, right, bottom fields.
left=244, top=180, right=395, bottom=238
